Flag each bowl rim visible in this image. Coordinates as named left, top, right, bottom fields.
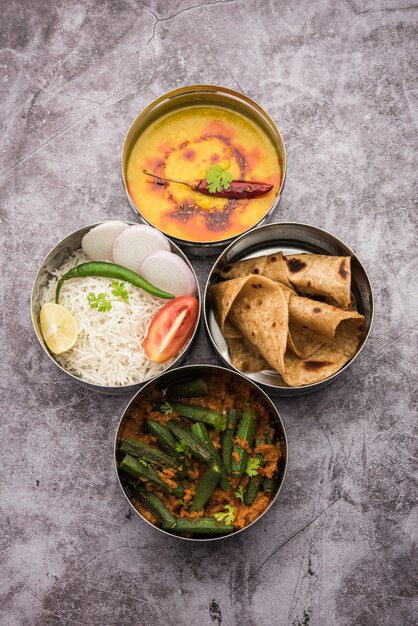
left=120, top=83, right=287, bottom=247
left=31, top=220, right=202, bottom=392
left=114, top=363, right=288, bottom=542
left=203, top=221, right=375, bottom=393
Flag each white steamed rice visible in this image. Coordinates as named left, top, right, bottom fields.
left=41, top=249, right=177, bottom=386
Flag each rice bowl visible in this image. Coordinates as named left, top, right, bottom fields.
left=41, top=250, right=178, bottom=387
left=31, top=222, right=201, bottom=394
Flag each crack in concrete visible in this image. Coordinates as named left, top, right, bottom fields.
left=59, top=542, right=230, bottom=596
left=312, top=414, right=334, bottom=461
left=228, top=70, right=245, bottom=94
left=60, top=545, right=149, bottom=590
left=0, top=47, right=29, bottom=59
left=249, top=497, right=342, bottom=581
left=8, top=48, right=85, bottom=98
left=28, top=81, right=101, bottom=106
left=0, top=68, right=155, bottom=180
left=60, top=93, right=101, bottom=105
left=143, top=0, right=237, bottom=46
left=73, top=576, right=178, bottom=624
left=21, top=586, right=86, bottom=625
left=344, top=0, right=418, bottom=14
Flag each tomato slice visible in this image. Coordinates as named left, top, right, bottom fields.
left=144, top=296, right=199, bottom=363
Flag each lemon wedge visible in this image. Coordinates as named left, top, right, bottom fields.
left=40, top=303, right=78, bottom=355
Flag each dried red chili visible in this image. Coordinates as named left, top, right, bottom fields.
left=143, top=170, right=273, bottom=199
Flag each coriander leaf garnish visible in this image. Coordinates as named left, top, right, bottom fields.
left=160, top=401, right=173, bottom=415
left=213, top=413, right=227, bottom=436
left=213, top=504, right=235, bottom=525
left=234, top=485, right=245, bottom=502
left=87, top=292, right=112, bottom=312
left=243, top=399, right=250, bottom=408
left=111, top=280, right=129, bottom=301
left=205, top=165, right=233, bottom=193
left=175, top=440, right=192, bottom=458
left=87, top=282, right=129, bottom=312
left=139, top=459, right=149, bottom=467
left=245, top=457, right=261, bottom=477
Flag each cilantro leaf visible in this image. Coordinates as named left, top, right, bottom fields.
left=213, top=413, right=227, bottom=436
left=139, top=459, right=149, bottom=467
left=111, top=280, right=129, bottom=302
left=213, top=504, right=235, bottom=525
left=234, top=485, right=245, bottom=502
left=87, top=292, right=112, bottom=312
left=245, top=457, right=261, bottom=477
left=160, top=401, right=173, bottom=415
left=175, top=440, right=192, bottom=458
left=87, top=282, right=130, bottom=313
left=205, top=165, right=233, bottom=193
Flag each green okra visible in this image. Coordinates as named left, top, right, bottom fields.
left=127, top=481, right=177, bottom=529
left=166, top=379, right=209, bottom=398
left=167, top=402, right=226, bottom=429
left=166, top=517, right=234, bottom=535
left=119, top=437, right=178, bottom=470
left=221, top=408, right=237, bottom=474
left=191, top=422, right=230, bottom=491
left=145, top=420, right=182, bottom=461
left=119, top=454, right=184, bottom=498
left=166, top=420, right=212, bottom=463
left=231, top=408, right=259, bottom=476
left=243, top=438, right=264, bottom=505
left=190, top=464, right=220, bottom=512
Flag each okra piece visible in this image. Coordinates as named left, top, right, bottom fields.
left=191, top=422, right=230, bottom=491
left=243, top=438, right=264, bottom=505
left=167, top=402, right=226, bottom=429
left=262, top=476, right=277, bottom=493
left=190, top=464, right=220, bottom=512
left=127, top=481, right=176, bottom=529
left=221, top=408, right=237, bottom=474
left=166, top=420, right=212, bottom=463
left=166, top=517, right=234, bottom=535
left=120, top=454, right=184, bottom=498
left=261, top=430, right=278, bottom=494
left=119, top=437, right=178, bottom=470
left=145, top=420, right=181, bottom=461
left=145, top=420, right=188, bottom=478
left=166, top=379, right=209, bottom=398
left=231, top=407, right=259, bottom=476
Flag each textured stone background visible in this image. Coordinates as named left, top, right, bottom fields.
left=1, top=0, right=417, bottom=624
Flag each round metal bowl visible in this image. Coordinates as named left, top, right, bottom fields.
left=121, top=85, right=286, bottom=257
left=115, top=364, right=288, bottom=541
left=31, top=221, right=201, bottom=395
left=204, top=222, right=374, bottom=397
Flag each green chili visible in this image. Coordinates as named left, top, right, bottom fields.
left=55, top=262, right=174, bottom=303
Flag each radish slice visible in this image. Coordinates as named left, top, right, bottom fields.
left=113, top=225, right=170, bottom=274
left=82, top=222, right=129, bottom=261
left=140, top=250, right=196, bottom=297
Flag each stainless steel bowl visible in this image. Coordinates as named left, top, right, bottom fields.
left=121, top=85, right=286, bottom=257
left=31, top=221, right=201, bottom=395
left=204, top=222, right=374, bottom=397
left=115, top=364, right=288, bottom=541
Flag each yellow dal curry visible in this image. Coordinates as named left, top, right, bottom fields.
left=126, top=105, right=281, bottom=242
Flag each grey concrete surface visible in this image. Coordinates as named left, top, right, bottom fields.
left=1, top=1, right=417, bottom=624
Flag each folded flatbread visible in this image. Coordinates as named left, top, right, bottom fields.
left=220, top=252, right=352, bottom=310
left=210, top=273, right=364, bottom=387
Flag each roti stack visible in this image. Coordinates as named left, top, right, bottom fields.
left=211, top=252, right=365, bottom=387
